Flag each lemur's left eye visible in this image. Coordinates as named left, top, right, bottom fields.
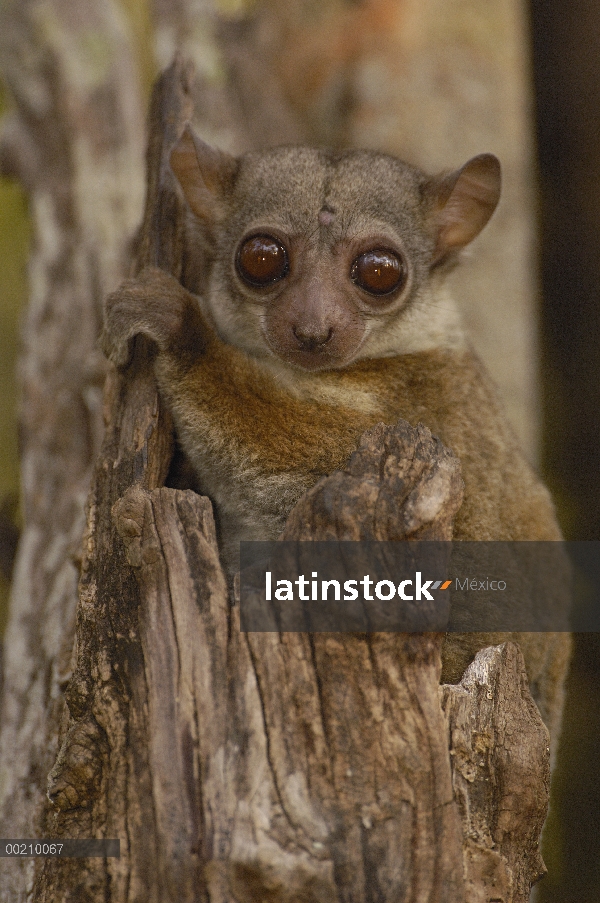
left=350, top=249, right=405, bottom=296
left=236, top=235, right=289, bottom=287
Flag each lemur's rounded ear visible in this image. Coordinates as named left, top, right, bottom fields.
left=425, top=154, right=501, bottom=265
left=170, top=124, right=238, bottom=220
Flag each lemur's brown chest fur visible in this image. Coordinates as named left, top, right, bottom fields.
left=158, top=328, right=560, bottom=567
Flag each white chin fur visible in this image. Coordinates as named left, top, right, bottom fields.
left=200, top=282, right=466, bottom=388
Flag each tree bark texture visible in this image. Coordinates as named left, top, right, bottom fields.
left=0, top=4, right=545, bottom=901
left=0, top=1, right=146, bottom=899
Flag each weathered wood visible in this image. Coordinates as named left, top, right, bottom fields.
left=25, top=58, right=189, bottom=903
left=106, top=410, right=467, bottom=900
left=0, top=1, right=145, bottom=899
left=282, top=420, right=464, bottom=542
left=80, top=414, right=546, bottom=901
left=442, top=643, right=550, bottom=903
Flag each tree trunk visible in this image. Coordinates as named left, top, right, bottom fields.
left=0, top=1, right=145, bottom=898
left=0, top=4, right=547, bottom=901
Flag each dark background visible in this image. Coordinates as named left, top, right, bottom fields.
left=531, top=2, right=600, bottom=899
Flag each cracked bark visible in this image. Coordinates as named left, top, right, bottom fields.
left=19, top=60, right=548, bottom=903
left=0, top=0, right=146, bottom=899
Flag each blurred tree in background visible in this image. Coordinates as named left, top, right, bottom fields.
left=0, top=95, right=28, bottom=630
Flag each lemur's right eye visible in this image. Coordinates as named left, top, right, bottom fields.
left=236, top=235, right=289, bottom=287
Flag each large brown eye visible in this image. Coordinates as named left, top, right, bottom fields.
left=350, top=249, right=405, bottom=296
left=236, top=234, right=289, bottom=287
